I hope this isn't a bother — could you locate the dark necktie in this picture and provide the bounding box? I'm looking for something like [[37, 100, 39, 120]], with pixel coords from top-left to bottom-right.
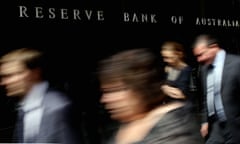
[[207, 65, 215, 117], [15, 109, 24, 143]]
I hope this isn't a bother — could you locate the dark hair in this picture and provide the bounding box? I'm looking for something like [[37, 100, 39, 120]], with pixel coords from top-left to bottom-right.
[[98, 48, 165, 111], [192, 34, 220, 48], [193, 34, 220, 48]]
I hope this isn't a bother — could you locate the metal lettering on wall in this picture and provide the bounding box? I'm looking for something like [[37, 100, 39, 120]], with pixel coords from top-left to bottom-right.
[[17, 5, 240, 28]]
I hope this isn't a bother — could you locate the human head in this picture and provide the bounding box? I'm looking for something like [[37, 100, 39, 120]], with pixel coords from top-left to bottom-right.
[[192, 34, 221, 65], [160, 41, 185, 67], [0, 48, 45, 98], [98, 48, 165, 122]]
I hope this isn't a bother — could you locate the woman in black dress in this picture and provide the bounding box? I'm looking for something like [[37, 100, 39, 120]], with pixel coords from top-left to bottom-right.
[[160, 41, 192, 103]]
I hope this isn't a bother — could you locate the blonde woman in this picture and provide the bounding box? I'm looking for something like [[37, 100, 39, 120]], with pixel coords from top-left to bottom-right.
[[160, 41, 192, 102]]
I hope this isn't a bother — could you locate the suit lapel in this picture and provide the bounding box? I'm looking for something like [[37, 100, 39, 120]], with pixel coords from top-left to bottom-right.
[[201, 65, 208, 96], [221, 54, 231, 92]]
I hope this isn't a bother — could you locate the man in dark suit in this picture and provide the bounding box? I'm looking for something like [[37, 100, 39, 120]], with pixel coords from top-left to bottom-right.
[[192, 34, 240, 143], [0, 48, 79, 143]]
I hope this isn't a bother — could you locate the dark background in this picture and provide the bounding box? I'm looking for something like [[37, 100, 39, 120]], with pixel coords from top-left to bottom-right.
[[1, 0, 240, 143]]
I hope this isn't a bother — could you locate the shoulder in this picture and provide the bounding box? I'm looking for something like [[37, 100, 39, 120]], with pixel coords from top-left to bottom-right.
[[225, 53, 240, 65], [182, 65, 192, 72], [179, 65, 192, 76], [43, 89, 72, 110], [142, 107, 202, 143], [226, 53, 240, 60]]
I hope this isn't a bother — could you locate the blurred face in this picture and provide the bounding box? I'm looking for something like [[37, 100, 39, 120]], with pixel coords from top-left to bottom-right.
[[193, 43, 218, 65], [161, 50, 179, 66], [0, 61, 33, 97], [100, 82, 145, 122]]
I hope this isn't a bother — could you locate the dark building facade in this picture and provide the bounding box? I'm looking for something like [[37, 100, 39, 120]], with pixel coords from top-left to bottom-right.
[[1, 0, 240, 143]]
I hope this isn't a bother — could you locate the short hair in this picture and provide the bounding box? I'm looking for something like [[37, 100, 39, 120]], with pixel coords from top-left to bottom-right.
[[0, 48, 45, 70], [98, 48, 165, 111], [192, 34, 220, 48]]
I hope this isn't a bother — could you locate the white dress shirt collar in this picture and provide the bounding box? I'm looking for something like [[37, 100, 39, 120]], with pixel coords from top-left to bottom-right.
[[20, 81, 49, 112], [212, 49, 226, 67]]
